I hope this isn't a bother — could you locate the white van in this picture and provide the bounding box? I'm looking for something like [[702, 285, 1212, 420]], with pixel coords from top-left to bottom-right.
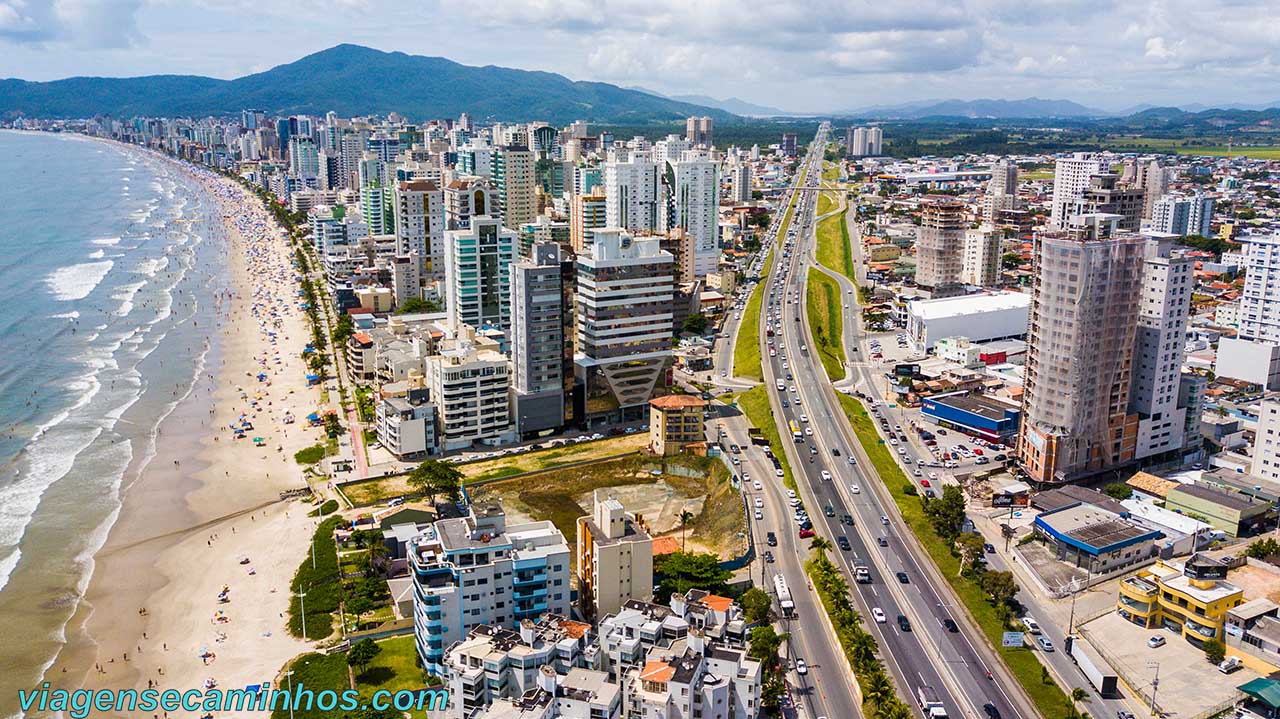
[[1021, 617, 1042, 635]]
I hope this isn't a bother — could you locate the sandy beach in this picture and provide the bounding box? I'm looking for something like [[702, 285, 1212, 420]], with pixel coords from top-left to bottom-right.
[[49, 160, 331, 714]]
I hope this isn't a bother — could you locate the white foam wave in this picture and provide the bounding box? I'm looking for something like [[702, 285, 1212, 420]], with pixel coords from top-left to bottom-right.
[[50, 311, 80, 320], [135, 257, 169, 278], [91, 237, 121, 247], [87, 249, 105, 259], [44, 261, 113, 301]]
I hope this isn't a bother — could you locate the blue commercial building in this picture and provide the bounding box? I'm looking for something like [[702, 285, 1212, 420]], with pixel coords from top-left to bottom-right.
[[1033, 502, 1163, 575], [920, 391, 1021, 442]]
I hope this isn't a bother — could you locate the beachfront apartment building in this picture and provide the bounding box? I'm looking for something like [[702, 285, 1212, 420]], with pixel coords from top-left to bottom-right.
[[375, 388, 436, 459], [444, 215, 516, 333], [574, 229, 675, 426], [423, 325, 516, 451], [410, 504, 571, 675], [494, 146, 537, 228], [576, 491, 654, 622]]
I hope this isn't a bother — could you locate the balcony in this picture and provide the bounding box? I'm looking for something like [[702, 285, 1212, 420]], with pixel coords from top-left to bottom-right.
[[1121, 576, 1158, 598]]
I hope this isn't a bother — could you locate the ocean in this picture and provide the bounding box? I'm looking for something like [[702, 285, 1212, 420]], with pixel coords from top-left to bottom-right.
[[0, 131, 231, 703]]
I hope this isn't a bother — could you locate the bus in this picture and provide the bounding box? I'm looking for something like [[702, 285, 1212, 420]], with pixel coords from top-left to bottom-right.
[[789, 420, 803, 442]]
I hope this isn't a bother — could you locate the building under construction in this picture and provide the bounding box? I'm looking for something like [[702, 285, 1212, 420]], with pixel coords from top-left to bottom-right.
[[1018, 213, 1146, 484]]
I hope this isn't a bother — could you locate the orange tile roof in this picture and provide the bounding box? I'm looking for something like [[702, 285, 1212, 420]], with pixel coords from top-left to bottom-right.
[[650, 395, 707, 410], [555, 618, 592, 640], [700, 594, 734, 613], [651, 536, 680, 556], [641, 660, 675, 683]]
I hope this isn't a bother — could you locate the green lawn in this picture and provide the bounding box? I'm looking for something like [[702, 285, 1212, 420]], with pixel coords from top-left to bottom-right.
[[272, 652, 350, 719], [817, 191, 836, 217], [815, 207, 855, 281], [822, 161, 840, 183], [806, 270, 846, 381], [737, 385, 796, 491], [355, 635, 425, 696], [836, 395, 1075, 719]]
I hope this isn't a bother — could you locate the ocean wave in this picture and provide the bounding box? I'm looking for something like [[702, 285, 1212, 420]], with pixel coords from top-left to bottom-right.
[[91, 237, 122, 247], [50, 311, 79, 320], [134, 257, 169, 278], [87, 249, 105, 259], [110, 281, 146, 317], [44, 261, 113, 302]]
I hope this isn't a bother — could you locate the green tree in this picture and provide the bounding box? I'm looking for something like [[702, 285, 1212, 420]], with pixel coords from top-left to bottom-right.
[[955, 532, 986, 576], [980, 570, 1020, 606], [333, 314, 355, 346], [406, 459, 463, 505], [395, 297, 442, 314], [681, 314, 709, 334], [739, 587, 772, 624], [347, 638, 382, 676], [1203, 637, 1226, 665], [1071, 687, 1090, 704], [924, 485, 967, 541], [346, 595, 374, 623], [1001, 251, 1023, 269], [1103, 482, 1133, 500], [654, 551, 732, 602], [1245, 537, 1280, 558], [863, 669, 895, 709], [809, 536, 832, 556], [748, 624, 786, 663], [679, 510, 695, 551]]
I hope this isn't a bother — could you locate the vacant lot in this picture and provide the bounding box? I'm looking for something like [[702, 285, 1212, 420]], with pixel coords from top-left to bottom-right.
[[340, 434, 647, 505]]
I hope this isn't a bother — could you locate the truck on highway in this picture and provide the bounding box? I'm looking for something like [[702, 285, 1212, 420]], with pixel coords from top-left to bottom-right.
[[915, 686, 948, 719], [789, 420, 803, 443], [853, 561, 872, 584], [1064, 635, 1118, 697], [773, 574, 795, 617]]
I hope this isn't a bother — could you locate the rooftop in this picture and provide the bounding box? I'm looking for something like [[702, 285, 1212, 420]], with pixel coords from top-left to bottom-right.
[[908, 290, 1031, 321], [1126, 471, 1181, 499], [1036, 503, 1162, 553], [1170, 482, 1268, 512], [927, 391, 1020, 421], [649, 394, 708, 410]]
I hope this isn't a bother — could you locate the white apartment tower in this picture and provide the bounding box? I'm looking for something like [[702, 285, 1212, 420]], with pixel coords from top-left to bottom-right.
[[493, 146, 537, 228], [393, 179, 446, 280], [730, 162, 752, 203], [1252, 396, 1280, 483], [672, 155, 721, 277], [1129, 234, 1195, 460], [962, 226, 1002, 287], [1136, 159, 1171, 220], [444, 216, 516, 332], [604, 156, 662, 233], [576, 490, 654, 621], [1049, 153, 1107, 228], [423, 326, 516, 451], [1240, 234, 1280, 345]]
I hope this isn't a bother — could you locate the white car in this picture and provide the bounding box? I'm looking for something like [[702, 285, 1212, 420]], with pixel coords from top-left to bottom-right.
[[753, 480, 763, 491], [929, 472, 938, 480], [755, 510, 763, 520], [775, 469, 785, 478], [804, 427, 814, 436], [820, 470, 832, 481], [754, 497, 764, 508], [795, 659, 808, 675], [872, 608, 887, 623], [849, 484, 861, 494], [800, 414, 809, 423]]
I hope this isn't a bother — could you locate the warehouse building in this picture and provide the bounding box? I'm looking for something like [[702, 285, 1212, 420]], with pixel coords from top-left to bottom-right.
[[920, 391, 1022, 442], [1033, 503, 1162, 576], [907, 291, 1032, 351]]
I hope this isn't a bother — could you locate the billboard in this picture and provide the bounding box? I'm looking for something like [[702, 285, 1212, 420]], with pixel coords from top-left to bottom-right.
[[894, 363, 920, 377], [1002, 631, 1025, 648], [992, 494, 1015, 508]]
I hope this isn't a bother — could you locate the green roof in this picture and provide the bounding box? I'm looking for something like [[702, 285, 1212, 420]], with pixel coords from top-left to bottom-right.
[[1239, 678, 1280, 708]]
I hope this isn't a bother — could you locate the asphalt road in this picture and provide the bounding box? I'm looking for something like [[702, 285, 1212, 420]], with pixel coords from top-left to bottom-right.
[[754, 124, 1034, 719]]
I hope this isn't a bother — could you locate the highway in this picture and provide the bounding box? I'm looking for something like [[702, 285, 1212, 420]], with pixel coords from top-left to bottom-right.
[[755, 123, 1035, 719]]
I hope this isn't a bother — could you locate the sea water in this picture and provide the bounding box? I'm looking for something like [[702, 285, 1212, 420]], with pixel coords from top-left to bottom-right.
[[0, 131, 231, 710]]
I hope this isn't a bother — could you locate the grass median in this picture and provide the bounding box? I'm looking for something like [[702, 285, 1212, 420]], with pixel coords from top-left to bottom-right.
[[816, 206, 855, 281], [737, 385, 795, 492], [817, 191, 835, 216], [806, 269, 846, 382], [836, 394, 1075, 719]]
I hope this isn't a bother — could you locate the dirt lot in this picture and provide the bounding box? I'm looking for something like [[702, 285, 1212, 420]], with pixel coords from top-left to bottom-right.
[[1078, 611, 1260, 716]]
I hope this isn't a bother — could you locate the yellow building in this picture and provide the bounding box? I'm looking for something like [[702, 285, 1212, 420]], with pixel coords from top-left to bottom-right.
[[1117, 554, 1244, 645], [649, 395, 707, 455], [576, 490, 653, 621]]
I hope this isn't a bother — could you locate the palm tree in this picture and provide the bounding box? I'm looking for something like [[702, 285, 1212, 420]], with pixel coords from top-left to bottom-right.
[[679, 510, 695, 551], [863, 670, 894, 708], [809, 536, 832, 556], [1070, 687, 1090, 705]]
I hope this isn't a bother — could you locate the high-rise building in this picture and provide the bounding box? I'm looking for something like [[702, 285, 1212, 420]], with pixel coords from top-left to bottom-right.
[[359, 184, 393, 235], [1071, 174, 1146, 232], [1018, 214, 1146, 484], [1049, 153, 1107, 228], [1252, 396, 1280, 483], [604, 156, 662, 233], [493, 146, 537, 227], [1240, 235, 1280, 345], [685, 116, 713, 147], [653, 135, 692, 166], [444, 215, 516, 332], [571, 187, 608, 252], [393, 179, 446, 280], [845, 126, 882, 158], [575, 229, 675, 425], [1129, 235, 1195, 460], [915, 198, 967, 293], [423, 326, 516, 451], [729, 162, 752, 203], [781, 133, 797, 158], [984, 159, 1021, 221], [1152, 194, 1216, 237], [576, 490, 653, 621], [510, 242, 572, 436], [672, 155, 721, 277], [409, 504, 569, 674], [443, 176, 497, 231], [288, 136, 319, 178], [1136, 160, 1171, 220], [517, 215, 570, 259], [962, 226, 1002, 287]]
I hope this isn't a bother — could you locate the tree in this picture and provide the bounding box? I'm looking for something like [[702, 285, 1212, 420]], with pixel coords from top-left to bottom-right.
[[955, 532, 986, 577], [1245, 537, 1280, 558], [394, 297, 442, 315], [980, 570, 1020, 606], [863, 670, 895, 709], [1071, 687, 1090, 704], [1103, 483, 1133, 500], [681, 314, 709, 335], [809, 536, 833, 556], [406, 459, 463, 505], [739, 587, 772, 624], [924, 485, 967, 541], [748, 624, 786, 664], [346, 595, 374, 622], [332, 314, 354, 346], [347, 638, 382, 676], [679, 510, 695, 551], [1203, 637, 1226, 665], [654, 551, 732, 602], [1001, 251, 1023, 270]]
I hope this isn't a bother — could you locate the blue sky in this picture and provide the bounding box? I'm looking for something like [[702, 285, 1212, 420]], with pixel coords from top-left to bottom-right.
[[2, 0, 1278, 113]]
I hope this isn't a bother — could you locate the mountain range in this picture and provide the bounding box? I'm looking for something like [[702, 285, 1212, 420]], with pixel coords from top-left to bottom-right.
[[839, 97, 1107, 119], [0, 44, 728, 123]]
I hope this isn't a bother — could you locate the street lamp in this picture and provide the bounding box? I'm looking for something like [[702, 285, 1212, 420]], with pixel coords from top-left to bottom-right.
[[295, 592, 308, 640], [284, 670, 296, 719], [1148, 661, 1161, 718]]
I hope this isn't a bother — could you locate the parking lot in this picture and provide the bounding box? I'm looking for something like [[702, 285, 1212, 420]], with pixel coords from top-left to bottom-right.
[[1078, 611, 1259, 717]]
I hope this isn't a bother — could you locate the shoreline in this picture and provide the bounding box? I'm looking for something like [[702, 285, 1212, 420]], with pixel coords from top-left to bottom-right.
[[42, 146, 327, 715]]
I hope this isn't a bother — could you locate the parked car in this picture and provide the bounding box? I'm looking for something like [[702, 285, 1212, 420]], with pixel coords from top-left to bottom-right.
[[1147, 636, 1166, 648]]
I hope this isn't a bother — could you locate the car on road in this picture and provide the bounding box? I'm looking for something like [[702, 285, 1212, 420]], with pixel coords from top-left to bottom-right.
[[848, 456, 857, 465], [881, 515, 890, 525], [1147, 636, 1166, 648], [775, 469, 785, 477], [1116, 712, 1136, 719], [877, 536, 889, 547], [943, 618, 959, 633], [824, 504, 835, 517], [795, 659, 808, 675], [832, 447, 841, 456], [983, 703, 1001, 719], [767, 532, 777, 546], [820, 470, 832, 481], [755, 510, 763, 520], [842, 514, 854, 526], [754, 497, 764, 508], [731, 457, 740, 465], [984, 543, 995, 553], [896, 571, 910, 584], [753, 480, 763, 491], [872, 607, 886, 623], [897, 615, 912, 632], [799, 528, 815, 538], [849, 483, 860, 494], [764, 551, 774, 563], [1036, 636, 1055, 652], [1021, 617, 1042, 634], [920, 479, 930, 487]]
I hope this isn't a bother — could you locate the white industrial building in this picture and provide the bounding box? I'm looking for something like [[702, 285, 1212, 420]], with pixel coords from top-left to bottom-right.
[[908, 291, 1031, 351]]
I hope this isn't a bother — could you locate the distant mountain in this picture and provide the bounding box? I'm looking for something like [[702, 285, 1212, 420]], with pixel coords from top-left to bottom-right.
[[0, 44, 731, 123], [841, 97, 1107, 119], [668, 94, 792, 117]]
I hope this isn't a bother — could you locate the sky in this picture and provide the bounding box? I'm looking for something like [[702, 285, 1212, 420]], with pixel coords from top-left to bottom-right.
[[1, 0, 1279, 113]]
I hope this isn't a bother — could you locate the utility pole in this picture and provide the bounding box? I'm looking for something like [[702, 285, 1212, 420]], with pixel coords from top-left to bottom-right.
[[296, 592, 308, 640], [1148, 661, 1161, 718]]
